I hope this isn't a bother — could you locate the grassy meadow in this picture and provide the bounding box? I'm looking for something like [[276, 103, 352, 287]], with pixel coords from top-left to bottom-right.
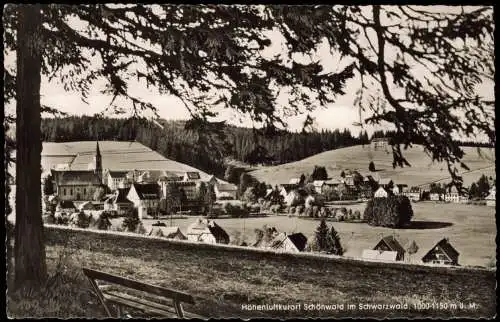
[[249, 145, 495, 187], [124, 201, 496, 267], [7, 225, 495, 319]]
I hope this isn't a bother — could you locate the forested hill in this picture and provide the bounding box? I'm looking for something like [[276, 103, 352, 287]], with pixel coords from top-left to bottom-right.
[[40, 116, 370, 176]]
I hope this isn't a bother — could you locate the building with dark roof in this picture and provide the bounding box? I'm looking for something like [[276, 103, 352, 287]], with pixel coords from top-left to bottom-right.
[[127, 183, 160, 220], [104, 187, 134, 215], [373, 235, 406, 261], [270, 232, 308, 253], [422, 238, 459, 266]]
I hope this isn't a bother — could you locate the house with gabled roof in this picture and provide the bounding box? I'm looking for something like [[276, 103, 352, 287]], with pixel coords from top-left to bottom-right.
[[374, 186, 389, 198], [289, 178, 301, 185], [444, 185, 460, 203], [186, 218, 230, 244], [269, 232, 308, 253], [104, 187, 134, 215], [486, 186, 495, 207], [422, 238, 459, 266], [378, 178, 393, 189], [183, 171, 201, 182], [214, 183, 238, 200], [372, 235, 405, 261], [104, 170, 130, 190], [148, 226, 187, 240], [127, 183, 160, 220]]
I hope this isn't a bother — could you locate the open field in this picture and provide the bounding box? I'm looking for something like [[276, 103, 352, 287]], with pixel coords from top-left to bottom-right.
[[249, 144, 495, 187], [110, 201, 496, 267], [20, 226, 494, 319]]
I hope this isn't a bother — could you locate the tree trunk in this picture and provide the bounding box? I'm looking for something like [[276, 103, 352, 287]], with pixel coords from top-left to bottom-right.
[[15, 5, 47, 289]]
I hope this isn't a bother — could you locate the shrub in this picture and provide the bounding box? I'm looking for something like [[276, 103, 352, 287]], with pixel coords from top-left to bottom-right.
[[135, 222, 147, 235], [364, 195, 414, 228], [96, 212, 112, 230], [74, 211, 90, 228], [312, 206, 319, 218], [225, 204, 249, 218], [122, 208, 140, 232], [305, 207, 313, 217], [353, 210, 361, 220], [43, 213, 55, 224], [296, 205, 305, 216], [369, 161, 376, 172], [270, 204, 281, 214], [289, 206, 296, 214]]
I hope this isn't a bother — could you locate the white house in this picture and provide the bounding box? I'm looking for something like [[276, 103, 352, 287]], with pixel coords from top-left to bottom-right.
[[105, 170, 130, 190], [127, 183, 160, 220], [378, 178, 393, 189], [444, 186, 460, 203], [289, 178, 301, 185], [430, 193, 442, 201], [269, 232, 307, 253], [186, 218, 230, 244], [214, 183, 238, 200], [104, 188, 134, 215], [486, 186, 495, 207], [392, 185, 400, 195], [374, 187, 388, 198], [362, 249, 398, 262], [313, 180, 325, 194]]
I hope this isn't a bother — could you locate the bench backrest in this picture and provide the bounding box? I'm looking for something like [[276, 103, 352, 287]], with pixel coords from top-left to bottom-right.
[[82, 267, 195, 305]]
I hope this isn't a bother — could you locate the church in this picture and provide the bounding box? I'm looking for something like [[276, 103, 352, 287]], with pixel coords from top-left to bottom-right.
[[51, 141, 105, 201]]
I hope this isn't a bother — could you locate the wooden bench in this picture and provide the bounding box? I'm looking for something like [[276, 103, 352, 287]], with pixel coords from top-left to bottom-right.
[[82, 267, 203, 319]]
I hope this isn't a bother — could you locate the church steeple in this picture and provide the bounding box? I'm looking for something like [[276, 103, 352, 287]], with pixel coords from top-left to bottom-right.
[[94, 140, 103, 183]]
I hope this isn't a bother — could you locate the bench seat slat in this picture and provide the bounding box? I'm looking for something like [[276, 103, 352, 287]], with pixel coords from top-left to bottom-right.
[[83, 267, 195, 305], [103, 290, 179, 316], [103, 292, 179, 318]]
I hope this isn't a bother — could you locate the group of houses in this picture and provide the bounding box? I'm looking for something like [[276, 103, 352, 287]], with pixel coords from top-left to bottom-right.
[[275, 171, 422, 205], [276, 169, 496, 207], [362, 235, 460, 266], [47, 141, 238, 219]]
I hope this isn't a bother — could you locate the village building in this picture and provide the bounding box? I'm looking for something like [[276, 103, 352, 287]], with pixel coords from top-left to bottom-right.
[[214, 183, 238, 200], [186, 218, 230, 244], [104, 170, 130, 190], [289, 178, 301, 185], [486, 186, 496, 207], [56, 200, 77, 214], [127, 183, 160, 220], [374, 186, 389, 198], [313, 180, 325, 194], [378, 178, 394, 189], [78, 201, 96, 212], [372, 235, 405, 261], [104, 188, 134, 215], [422, 238, 459, 266], [404, 187, 421, 201], [51, 141, 105, 201], [430, 192, 442, 201], [269, 232, 308, 253], [148, 226, 187, 240], [444, 186, 460, 203], [324, 178, 342, 188], [183, 171, 202, 182], [283, 188, 308, 206], [361, 249, 399, 262], [371, 137, 389, 150]]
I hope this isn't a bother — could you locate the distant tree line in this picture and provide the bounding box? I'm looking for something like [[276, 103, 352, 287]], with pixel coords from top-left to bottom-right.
[[41, 116, 371, 174]]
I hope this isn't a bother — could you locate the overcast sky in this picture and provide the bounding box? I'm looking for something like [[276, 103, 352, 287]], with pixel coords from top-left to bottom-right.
[[4, 5, 494, 138]]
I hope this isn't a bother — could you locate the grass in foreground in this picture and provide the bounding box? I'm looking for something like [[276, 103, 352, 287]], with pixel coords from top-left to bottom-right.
[[7, 232, 496, 319]]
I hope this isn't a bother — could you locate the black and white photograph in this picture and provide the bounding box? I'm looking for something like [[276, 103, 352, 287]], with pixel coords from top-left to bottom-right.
[[4, 4, 496, 319]]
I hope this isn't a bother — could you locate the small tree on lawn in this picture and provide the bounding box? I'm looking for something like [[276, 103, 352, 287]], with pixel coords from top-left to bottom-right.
[[468, 183, 479, 199], [122, 208, 140, 232], [340, 170, 346, 178], [406, 240, 419, 263], [369, 161, 376, 172], [299, 173, 306, 186], [327, 225, 344, 255], [43, 174, 55, 196], [314, 219, 329, 252]]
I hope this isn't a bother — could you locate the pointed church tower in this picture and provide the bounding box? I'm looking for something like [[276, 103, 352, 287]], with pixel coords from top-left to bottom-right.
[[94, 140, 103, 183]]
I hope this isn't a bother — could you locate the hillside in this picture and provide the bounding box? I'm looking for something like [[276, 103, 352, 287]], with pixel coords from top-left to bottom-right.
[[40, 141, 222, 182], [250, 144, 495, 187]]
